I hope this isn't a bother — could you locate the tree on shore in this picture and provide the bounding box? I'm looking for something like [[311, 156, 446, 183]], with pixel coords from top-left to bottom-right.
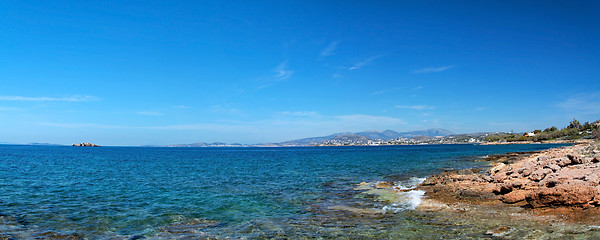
[[487, 118, 599, 142], [593, 128, 600, 140], [568, 118, 582, 129], [582, 121, 593, 131]]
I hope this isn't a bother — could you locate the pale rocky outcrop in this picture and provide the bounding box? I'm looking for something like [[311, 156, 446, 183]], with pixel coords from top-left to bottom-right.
[[419, 141, 600, 209]]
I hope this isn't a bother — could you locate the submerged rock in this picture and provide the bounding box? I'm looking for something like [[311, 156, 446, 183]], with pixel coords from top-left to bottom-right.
[[485, 226, 512, 237], [36, 231, 84, 240], [157, 218, 221, 234], [375, 181, 395, 188]]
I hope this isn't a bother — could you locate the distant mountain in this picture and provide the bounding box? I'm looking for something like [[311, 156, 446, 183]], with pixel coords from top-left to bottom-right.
[[330, 134, 371, 144], [397, 128, 454, 138], [355, 130, 403, 140], [274, 128, 454, 146], [355, 128, 453, 140], [275, 132, 352, 146], [159, 128, 455, 147], [27, 142, 64, 146]]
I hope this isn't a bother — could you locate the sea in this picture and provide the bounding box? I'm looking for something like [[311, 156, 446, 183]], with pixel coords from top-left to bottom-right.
[[2, 143, 598, 239]]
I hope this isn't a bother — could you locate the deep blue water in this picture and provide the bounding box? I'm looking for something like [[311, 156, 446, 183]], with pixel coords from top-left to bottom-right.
[[0, 144, 569, 238]]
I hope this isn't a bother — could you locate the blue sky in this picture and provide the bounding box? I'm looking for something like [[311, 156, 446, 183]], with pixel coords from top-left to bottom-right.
[[1, 1, 599, 145]]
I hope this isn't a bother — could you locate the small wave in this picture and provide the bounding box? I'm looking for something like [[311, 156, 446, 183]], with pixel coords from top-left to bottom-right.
[[381, 189, 425, 214], [392, 177, 426, 190], [405, 177, 426, 188], [380, 177, 426, 214]]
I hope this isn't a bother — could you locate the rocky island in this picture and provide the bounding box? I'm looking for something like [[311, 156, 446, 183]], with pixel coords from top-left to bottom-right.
[[72, 142, 100, 147]]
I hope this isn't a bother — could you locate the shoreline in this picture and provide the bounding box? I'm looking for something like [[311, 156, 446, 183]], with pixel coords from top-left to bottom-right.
[[416, 140, 600, 224], [480, 139, 591, 145]]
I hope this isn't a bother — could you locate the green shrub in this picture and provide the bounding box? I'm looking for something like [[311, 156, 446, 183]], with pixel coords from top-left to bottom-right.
[[593, 128, 600, 140], [568, 119, 582, 129]]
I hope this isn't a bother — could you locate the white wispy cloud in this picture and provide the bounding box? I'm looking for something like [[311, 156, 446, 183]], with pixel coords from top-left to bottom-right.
[[557, 92, 600, 115], [31, 112, 408, 144], [145, 123, 252, 131], [273, 61, 293, 81], [487, 121, 521, 127], [32, 121, 250, 132], [334, 114, 406, 125], [136, 111, 163, 116], [130, 114, 406, 131], [414, 66, 454, 74], [396, 105, 435, 110], [320, 41, 339, 57], [279, 111, 320, 117], [348, 55, 381, 71], [0, 95, 98, 102], [371, 90, 387, 95], [32, 122, 127, 129], [210, 105, 242, 115], [371, 88, 400, 95], [257, 61, 294, 89]]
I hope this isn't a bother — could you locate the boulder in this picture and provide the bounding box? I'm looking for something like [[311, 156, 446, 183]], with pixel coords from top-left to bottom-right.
[[556, 157, 572, 167], [500, 190, 531, 204], [543, 163, 561, 172], [489, 163, 507, 174], [528, 168, 553, 182], [494, 179, 531, 194], [526, 180, 597, 208], [567, 154, 583, 164]]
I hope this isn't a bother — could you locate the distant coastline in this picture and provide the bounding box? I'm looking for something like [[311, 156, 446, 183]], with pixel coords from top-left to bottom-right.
[[160, 120, 600, 147]]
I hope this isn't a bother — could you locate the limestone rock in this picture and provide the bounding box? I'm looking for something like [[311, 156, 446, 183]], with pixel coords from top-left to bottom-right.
[[419, 141, 600, 209], [375, 181, 395, 188], [528, 168, 552, 182], [556, 157, 573, 167], [567, 154, 583, 164], [526, 180, 597, 208], [500, 190, 530, 204]]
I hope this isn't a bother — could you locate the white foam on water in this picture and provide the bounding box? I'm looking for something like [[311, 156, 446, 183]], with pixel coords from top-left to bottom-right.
[[403, 189, 425, 209], [406, 177, 426, 188], [381, 177, 427, 214]]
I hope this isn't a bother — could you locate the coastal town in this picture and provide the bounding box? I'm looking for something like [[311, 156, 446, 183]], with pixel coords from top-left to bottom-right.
[[316, 133, 487, 146]]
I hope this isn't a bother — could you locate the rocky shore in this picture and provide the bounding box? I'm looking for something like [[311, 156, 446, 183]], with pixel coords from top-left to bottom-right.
[[418, 140, 600, 223]]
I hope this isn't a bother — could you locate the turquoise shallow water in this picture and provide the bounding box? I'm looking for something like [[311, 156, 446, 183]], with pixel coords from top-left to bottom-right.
[[0, 144, 574, 238]]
